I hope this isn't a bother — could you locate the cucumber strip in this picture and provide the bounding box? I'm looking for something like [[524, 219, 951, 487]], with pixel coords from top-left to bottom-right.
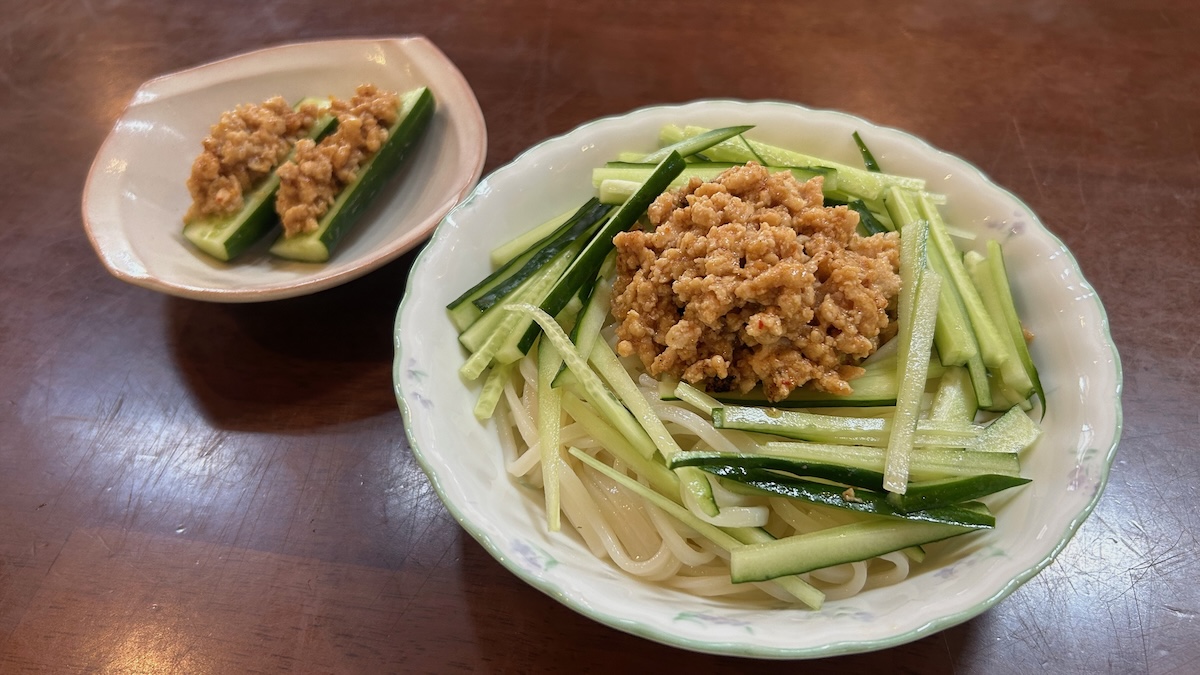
[[673, 381, 723, 416], [459, 244, 578, 354], [460, 308, 525, 380], [692, 464, 997, 529], [737, 134, 769, 165], [551, 253, 615, 389], [985, 240, 1046, 414], [585, 338, 719, 517], [596, 179, 644, 206], [507, 304, 656, 458], [760, 441, 1023, 479], [660, 124, 927, 200], [569, 448, 825, 609], [888, 473, 1030, 514], [892, 190, 991, 405], [492, 255, 589, 366], [712, 406, 981, 448], [270, 86, 435, 262], [460, 248, 585, 380], [972, 405, 1041, 454], [669, 450, 887, 491], [848, 199, 890, 235], [852, 131, 882, 172], [447, 245, 540, 332], [884, 216, 940, 494], [516, 151, 686, 356], [927, 238, 979, 367], [637, 125, 755, 163], [729, 514, 987, 583], [657, 357, 944, 409], [913, 193, 1009, 370], [965, 351, 993, 409], [183, 99, 336, 261], [537, 341, 564, 531], [560, 393, 678, 498], [885, 272, 942, 491], [490, 210, 574, 267], [884, 189, 975, 367], [452, 213, 594, 334], [473, 200, 612, 312], [928, 365, 978, 424], [592, 163, 836, 191], [472, 362, 512, 420], [964, 250, 1035, 399]]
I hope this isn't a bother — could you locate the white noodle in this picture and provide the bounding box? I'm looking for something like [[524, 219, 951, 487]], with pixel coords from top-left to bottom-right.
[[580, 461, 662, 560], [814, 561, 868, 600], [496, 346, 925, 606], [683, 485, 769, 528], [559, 458, 681, 579], [646, 503, 718, 567], [495, 404, 519, 465], [503, 379, 538, 449], [864, 551, 911, 589], [647, 399, 743, 455], [705, 471, 763, 509], [507, 443, 542, 477]]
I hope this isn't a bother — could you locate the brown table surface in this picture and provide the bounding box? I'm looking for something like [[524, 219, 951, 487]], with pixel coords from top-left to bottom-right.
[[2, 1, 1196, 672]]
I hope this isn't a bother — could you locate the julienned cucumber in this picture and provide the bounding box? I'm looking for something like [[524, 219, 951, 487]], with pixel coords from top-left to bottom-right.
[[183, 98, 335, 262], [270, 86, 435, 262], [730, 515, 988, 583]]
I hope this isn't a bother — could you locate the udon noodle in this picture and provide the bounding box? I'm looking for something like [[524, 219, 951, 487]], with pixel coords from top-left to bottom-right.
[[496, 338, 917, 605]]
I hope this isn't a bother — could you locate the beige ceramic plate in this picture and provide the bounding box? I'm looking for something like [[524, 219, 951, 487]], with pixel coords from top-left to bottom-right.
[[83, 36, 486, 302]]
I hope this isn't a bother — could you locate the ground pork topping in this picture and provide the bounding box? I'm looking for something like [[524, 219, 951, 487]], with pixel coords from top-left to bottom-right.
[[611, 163, 901, 402], [184, 96, 321, 222], [274, 84, 400, 237]]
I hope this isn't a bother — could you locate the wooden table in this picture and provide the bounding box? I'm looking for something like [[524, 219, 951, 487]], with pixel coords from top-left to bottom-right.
[[2, 1, 1196, 672]]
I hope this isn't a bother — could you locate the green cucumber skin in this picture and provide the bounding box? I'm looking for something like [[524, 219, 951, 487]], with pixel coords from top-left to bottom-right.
[[669, 451, 887, 492], [730, 518, 983, 583], [271, 87, 436, 262], [183, 181, 279, 261], [697, 464, 996, 529], [890, 473, 1030, 513], [183, 103, 336, 262]]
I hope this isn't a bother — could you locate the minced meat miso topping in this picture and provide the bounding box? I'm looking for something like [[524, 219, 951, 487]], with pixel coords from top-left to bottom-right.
[[184, 97, 322, 222], [611, 163, 901, 402], [274, 84, 400, 237]]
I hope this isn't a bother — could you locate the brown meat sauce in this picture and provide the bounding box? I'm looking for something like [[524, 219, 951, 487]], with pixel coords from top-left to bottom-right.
[[611, 163, 901, 402], [274, 85, 399, 237], [184, 96, 321, 222]]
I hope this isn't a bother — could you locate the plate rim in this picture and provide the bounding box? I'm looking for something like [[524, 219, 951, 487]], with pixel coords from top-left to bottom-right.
[[82, 35, 487, 303], [393, 98, 1124, 658]]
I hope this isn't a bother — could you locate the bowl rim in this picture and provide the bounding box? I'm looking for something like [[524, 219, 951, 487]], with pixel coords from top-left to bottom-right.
[[81, 35, 487, 303], [393, 98, 1123, 658]]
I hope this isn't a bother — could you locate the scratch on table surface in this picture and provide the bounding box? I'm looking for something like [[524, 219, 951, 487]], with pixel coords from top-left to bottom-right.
[[1011, 116, 1048, 202], [384, 536, 457, 631], [1074, 159, 1091, 235], [278, 447, 320, 550]]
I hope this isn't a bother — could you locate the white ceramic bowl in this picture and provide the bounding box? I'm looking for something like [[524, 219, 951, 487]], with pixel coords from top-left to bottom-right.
[[83, 37, 486, 302], [393, 100, 1122, 658]]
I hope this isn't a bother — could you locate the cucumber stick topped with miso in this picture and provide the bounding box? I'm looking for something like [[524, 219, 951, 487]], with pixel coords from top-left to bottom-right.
[[181, 84, 434, 263], [183, 97, 335, 261], [272, 86, 435, 262]]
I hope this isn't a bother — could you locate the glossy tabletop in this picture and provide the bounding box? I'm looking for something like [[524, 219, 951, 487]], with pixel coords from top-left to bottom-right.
[[1, 1, 1196, 672]]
